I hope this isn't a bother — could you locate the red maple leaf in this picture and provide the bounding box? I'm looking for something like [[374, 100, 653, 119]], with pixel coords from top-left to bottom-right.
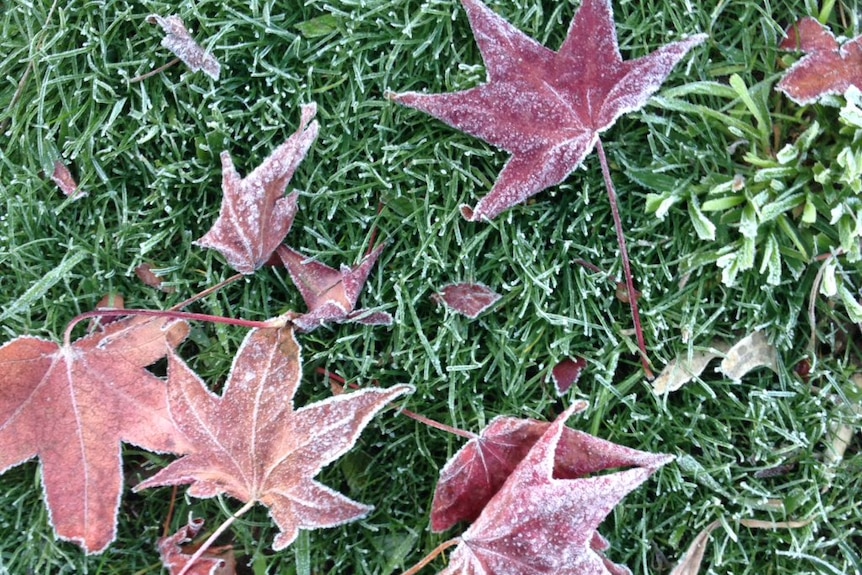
[[0, 316, 190, 553], [276, 244, 393, 332], [195, 104, 318, 274], [777, 17, 862, 105], [389, 0, 706, 221], [435, 402, 673, 574], [135, 326, 412, 550]]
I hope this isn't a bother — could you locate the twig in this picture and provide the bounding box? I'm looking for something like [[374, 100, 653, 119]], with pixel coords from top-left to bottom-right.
[[63, 308, 282, 347], [400, 537, 461, 575], [595, 138, 653, 378], [316, 368, 477, 439], [129, 58, 181, 83]]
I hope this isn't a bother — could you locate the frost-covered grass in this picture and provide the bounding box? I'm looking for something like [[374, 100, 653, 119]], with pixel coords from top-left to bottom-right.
[[1, 0, 861, 573]]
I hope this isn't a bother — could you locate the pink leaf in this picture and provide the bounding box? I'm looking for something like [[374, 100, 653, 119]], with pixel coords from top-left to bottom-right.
[[389, 0, 705, 221], [276, 244, 392, 332], [777, 17, 862, 104], [436, 402, 674, 574], [195, 104, 318, 274], [550, 357, 587, 395], [51, 160, 84, 200], [431, 282, 501, 318]]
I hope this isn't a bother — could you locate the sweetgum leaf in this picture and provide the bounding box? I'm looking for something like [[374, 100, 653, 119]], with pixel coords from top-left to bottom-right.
[[390, 0, 706, 221], [135, 326, 412, 550], [777, 17, 862, 105], [437, 402, 673, 574], [195, 104, 318, 274], [0, 317, 190, 553], [276, 244, 393, 332]]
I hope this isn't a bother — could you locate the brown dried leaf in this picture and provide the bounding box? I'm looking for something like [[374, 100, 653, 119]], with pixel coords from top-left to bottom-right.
[[147, 14, 221, 80], [159, 518, 236, 575], [135, 326, 412, 550], [652, 342, 729, 394], [719, 331, 779, 382], [0, 316, 190, 553], [195, 104, 318, 274], [136, 263, 176, 293]]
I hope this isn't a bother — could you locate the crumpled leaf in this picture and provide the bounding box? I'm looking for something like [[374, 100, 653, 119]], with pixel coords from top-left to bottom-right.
[[147, 14, 221, 80], [719, 331, 779, 382], [652, 332, 779, 393], [0, 316, 190, 553], [431, 282, 501, 318], [550, 357, 587, 395], [159, 518, 236, 575], [777, 17, 862, 105], [276, 244, 393, 332], [651, 342, 730, 394], [389, 0, 706, 221], [196, 104, 318, 274], [437, 402, 674, 574], [135, 326, 412, 550]]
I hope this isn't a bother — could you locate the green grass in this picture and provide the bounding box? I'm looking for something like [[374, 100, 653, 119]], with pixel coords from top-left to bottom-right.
[[1, 0, 861, 573]]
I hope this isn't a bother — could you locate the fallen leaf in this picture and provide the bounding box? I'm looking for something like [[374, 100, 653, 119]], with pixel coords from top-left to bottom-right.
[[276, 244, 393, 332], [668, 520, 721, 575], [159, 517, 236, 575], [670, 517, 812, 575], [437, 402, 674, 574], [389, 0, 706, 221], [147, 14, 221, 80], [196, 104, 318, 274], [651, 342, 729, 394], [135, 326, 413, 550], [550, 357, 587, 395], [777, 17, 862, 105], [719, 331, 779, 382], [431, 282, 501, 318], [0, 316, 190, 553], [136, 263, 176, 293], [51, 159, 84, 200]]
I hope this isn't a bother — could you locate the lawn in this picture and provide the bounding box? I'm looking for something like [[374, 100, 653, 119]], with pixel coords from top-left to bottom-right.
[[1, 0, 860, 573]]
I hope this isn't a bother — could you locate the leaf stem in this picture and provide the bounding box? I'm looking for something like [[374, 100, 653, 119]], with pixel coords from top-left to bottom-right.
[[169, 272, 245, 311], [317, 368, 476, 439], [63, 308, 281, 347], [129, 57, 181, 83], [176, 499, 256, 575], [400, 537, 461, 575], [595, 138, 653, 379]]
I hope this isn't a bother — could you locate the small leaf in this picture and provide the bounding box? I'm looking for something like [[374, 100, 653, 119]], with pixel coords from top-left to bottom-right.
[[431, 282, 501, 319], [550, 357, 587, 395], [158, 518, 236, 575], [195, 104, 318, 274], [147, 14, 221, 80], [719, 331, 779, 382], [295, 14, 339, 38], [777, 18, 862, 105], [51, 160, 84, 200]]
